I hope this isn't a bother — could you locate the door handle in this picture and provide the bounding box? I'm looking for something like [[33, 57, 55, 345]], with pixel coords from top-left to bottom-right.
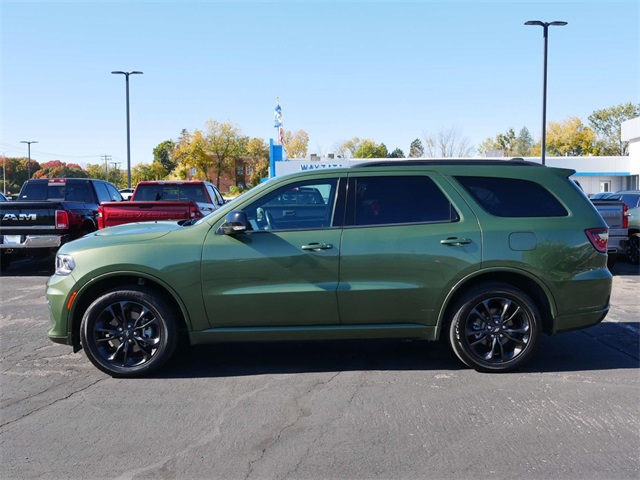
[[440, 237, 472, 246], [301, 243, 334, 251]]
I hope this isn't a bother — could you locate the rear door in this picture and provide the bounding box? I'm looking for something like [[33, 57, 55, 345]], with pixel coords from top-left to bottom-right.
[[337, 172, 482, 326]]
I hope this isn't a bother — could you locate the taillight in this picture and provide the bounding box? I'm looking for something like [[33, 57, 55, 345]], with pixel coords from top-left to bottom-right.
[[585, 228, 608, 253], [97, 206, 104, 229], [55, 210, 69, 229], [622, 204, 629, 229]]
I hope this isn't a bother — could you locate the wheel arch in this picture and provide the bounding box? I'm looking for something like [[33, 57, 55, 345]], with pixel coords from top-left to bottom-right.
[[69, 273, 190, 352], [437, 269, 556, 338]]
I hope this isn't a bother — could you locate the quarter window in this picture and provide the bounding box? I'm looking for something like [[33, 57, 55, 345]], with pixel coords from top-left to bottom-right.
[[456, 176, 568, 217], [347, 176, 459, 226]]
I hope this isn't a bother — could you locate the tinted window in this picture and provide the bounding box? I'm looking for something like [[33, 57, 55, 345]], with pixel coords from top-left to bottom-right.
[[135, 184, 209, 203], [20, 181, 93, 202], [106, 183, 123, 201], [619, 194, 640, 209], [456, 176, 567, 217], [95, 182, 111, 203], [347, 176, 459, 226]]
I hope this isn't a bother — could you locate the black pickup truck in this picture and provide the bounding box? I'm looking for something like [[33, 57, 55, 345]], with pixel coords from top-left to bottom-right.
[[0, 178, 122, 271]]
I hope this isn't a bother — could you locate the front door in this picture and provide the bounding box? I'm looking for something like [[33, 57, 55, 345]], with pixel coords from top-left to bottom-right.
[[201, 177, 344, 328]]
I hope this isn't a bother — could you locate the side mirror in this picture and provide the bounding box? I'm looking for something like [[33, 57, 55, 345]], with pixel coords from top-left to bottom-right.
[[220, 210, 250, 235]]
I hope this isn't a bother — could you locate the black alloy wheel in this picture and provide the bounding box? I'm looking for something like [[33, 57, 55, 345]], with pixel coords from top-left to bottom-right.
[[80, 288, 178, 377], [449, 283, 541, 372]]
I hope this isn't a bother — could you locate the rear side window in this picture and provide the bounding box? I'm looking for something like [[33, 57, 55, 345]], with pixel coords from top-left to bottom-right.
[[347, 176, 459, 226], [456, 176, 567, 217]]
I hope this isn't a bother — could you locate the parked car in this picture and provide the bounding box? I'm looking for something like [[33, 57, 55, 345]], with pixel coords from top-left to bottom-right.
[[99, 181, 225, 229], [0, 178, 122, 271], [119, 188, 135, 201], [607, 190, 640, 265], [0, 192, 8, 201], [46, 160, 612, 377]]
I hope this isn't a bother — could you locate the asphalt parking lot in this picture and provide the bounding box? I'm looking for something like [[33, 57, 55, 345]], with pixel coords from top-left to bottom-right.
[[0, 256, 638, 480]]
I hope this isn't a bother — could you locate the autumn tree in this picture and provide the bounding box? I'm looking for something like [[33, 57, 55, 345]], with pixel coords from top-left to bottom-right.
[[408, 139, 424, 157], [244, 137, 269, 186], [32, 160, 87, 179], [424, 126, 473, 157], [1, 157, 39, 193], [353, 140, 388, 158], [588, 102, 640, 155], [173, 129, 211, 181], [335, 138, 363, 159], [283, 130, 309, 158], [205, 120, 246, 189], [541, 117, 598, 157]]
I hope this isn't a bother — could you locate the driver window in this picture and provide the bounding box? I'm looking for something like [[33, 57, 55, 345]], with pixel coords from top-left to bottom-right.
[[244, 179, 338, 231]]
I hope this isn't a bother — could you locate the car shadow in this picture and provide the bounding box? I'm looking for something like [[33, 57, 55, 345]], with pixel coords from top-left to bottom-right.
[[156, 322, 639, 379], [0, 256, 55, 277], [610, 260, 639, 276]]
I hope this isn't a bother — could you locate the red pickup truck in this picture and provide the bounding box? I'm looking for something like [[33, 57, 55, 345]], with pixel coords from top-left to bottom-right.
[[98, 181, 225, 229]]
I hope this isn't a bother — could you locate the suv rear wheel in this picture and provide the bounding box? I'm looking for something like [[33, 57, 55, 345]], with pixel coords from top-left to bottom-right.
[[448, 283, 541, 372]]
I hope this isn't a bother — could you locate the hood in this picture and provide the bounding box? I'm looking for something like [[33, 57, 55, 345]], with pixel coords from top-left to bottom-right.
[[58, 222, 180, 254], [93, 221, 180, 239]]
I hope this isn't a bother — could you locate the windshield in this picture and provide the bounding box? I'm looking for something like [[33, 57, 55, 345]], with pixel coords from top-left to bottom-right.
[[134, 184, 210, 202]]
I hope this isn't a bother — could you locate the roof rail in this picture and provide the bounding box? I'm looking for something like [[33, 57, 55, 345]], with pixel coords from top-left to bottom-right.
[[351, 159, 542, 168]]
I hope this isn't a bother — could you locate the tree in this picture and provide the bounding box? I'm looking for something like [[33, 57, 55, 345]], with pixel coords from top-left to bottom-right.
[[424, 126, 474, 157], [283, 130, 309, 158], [387, 148, 405, 158], [244, 137, 270, 186], [153, 140, 177, 172], [335, 138, 363, 159], [408, 139, 424, 158], [514, 127, 534, 157], [174, 129, 211, 181], [543, 117, 598, 157], [204, 120, 246, 189], [32, 160, 87, 179], [588, 102, 640, 155], [353, 140, 388, 158]]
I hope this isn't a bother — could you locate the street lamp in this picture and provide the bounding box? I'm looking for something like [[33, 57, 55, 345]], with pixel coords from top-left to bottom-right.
[[111, 70, 143, 188], [20, 140, 38, 178], [525, 20, 567, 166]]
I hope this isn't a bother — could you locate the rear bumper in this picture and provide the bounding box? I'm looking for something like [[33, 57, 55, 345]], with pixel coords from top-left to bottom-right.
[[0, 234, 66, 249], [553, 305, 610, 334], [607, 235, 629, 253]]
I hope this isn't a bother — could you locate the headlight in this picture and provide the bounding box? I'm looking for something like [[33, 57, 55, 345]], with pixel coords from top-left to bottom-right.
[[55, 254, 76, 275]]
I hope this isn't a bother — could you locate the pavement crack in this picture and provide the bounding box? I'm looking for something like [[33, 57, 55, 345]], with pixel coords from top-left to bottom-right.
[[244, 371, 342, 480], [0, 377, 105, 429]]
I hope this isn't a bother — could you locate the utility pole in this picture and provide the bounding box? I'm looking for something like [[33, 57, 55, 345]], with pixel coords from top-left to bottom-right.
[[101, 155, 112, 179]]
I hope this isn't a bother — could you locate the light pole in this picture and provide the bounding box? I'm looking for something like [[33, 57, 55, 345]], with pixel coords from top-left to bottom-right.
[[20, 140, 38, 178], [111, 70, 143, 188], [525, 20, 567, 166]]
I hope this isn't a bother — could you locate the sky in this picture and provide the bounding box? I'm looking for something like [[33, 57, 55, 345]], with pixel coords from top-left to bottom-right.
[[1, 0, 639, 170]]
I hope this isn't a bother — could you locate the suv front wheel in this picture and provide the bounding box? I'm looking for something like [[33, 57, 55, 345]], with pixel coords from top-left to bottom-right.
[[448, 283, 541, 372]]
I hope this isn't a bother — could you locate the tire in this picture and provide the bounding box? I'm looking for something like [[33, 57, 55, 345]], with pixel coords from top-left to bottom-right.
[[448, 283, 541, 373], [627, 233, 640, 265], [80, 288, 178, 378]]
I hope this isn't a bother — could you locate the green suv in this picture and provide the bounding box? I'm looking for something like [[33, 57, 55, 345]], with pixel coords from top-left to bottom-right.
[[46, 160, 612, 377]]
